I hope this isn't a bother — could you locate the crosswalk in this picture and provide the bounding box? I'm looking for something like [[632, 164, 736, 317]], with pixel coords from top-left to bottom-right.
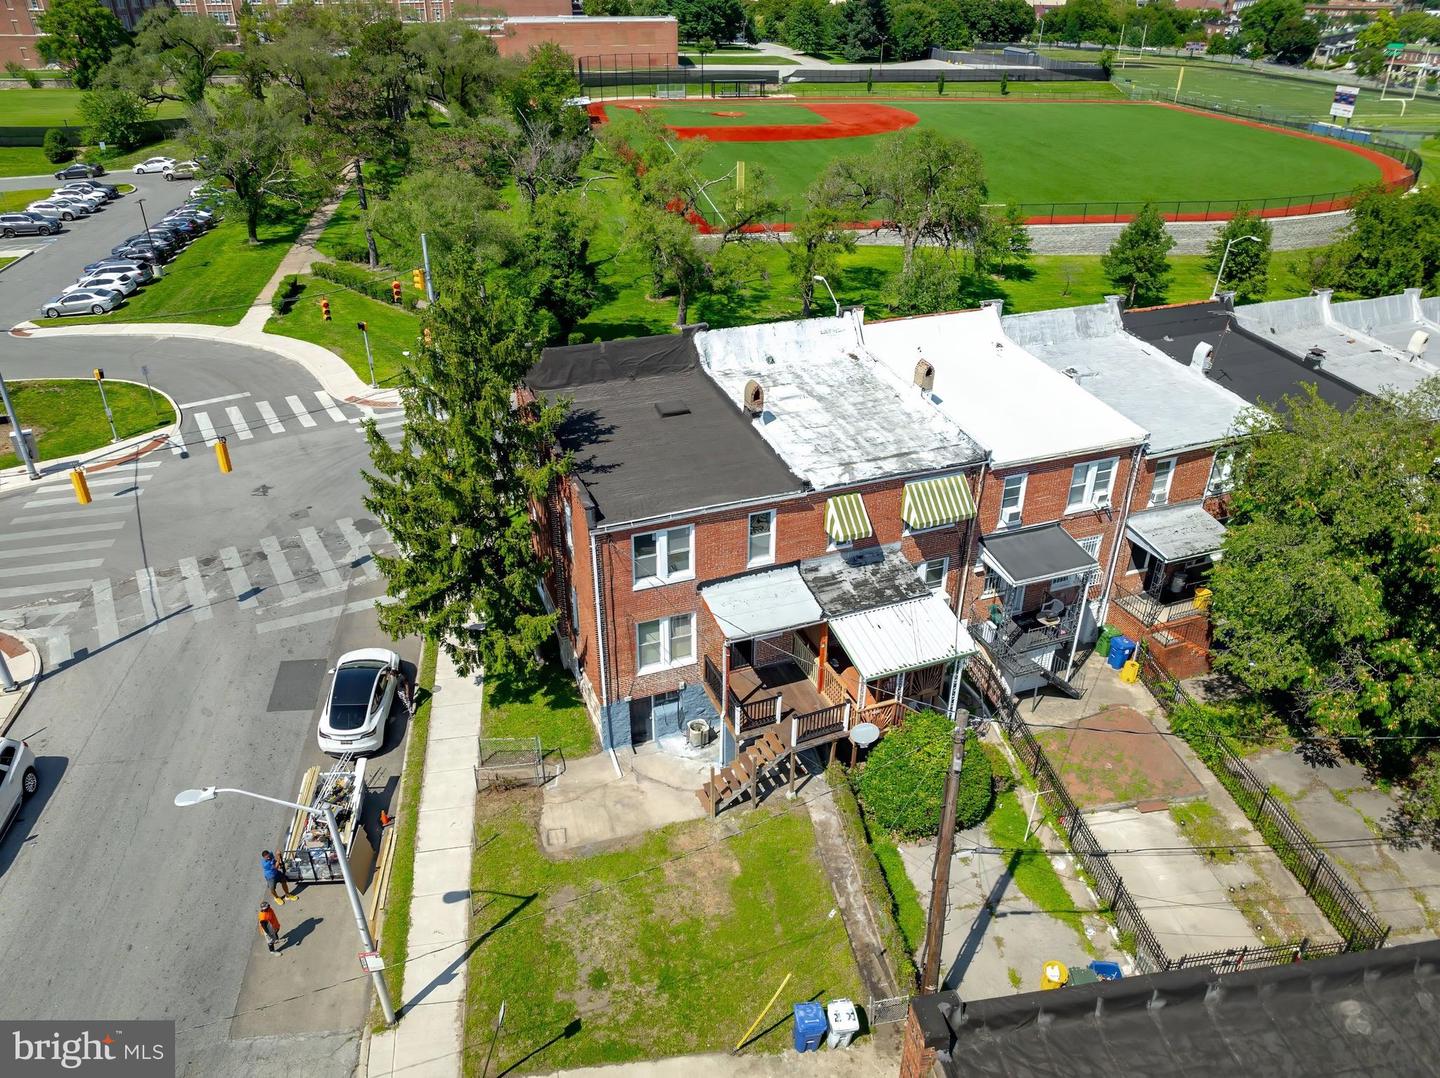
[[173, 390, 362, 454], [361, 405, 406, 450]]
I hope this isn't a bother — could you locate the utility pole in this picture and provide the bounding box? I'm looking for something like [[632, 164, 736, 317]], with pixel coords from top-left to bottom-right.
[[921, 714, 968, 993], [420, 232, 436, 304]]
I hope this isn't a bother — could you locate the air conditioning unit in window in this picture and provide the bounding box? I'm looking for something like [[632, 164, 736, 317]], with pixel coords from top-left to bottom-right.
[[999, 507, 1022, 527], [1093, 492, 1111, 510]]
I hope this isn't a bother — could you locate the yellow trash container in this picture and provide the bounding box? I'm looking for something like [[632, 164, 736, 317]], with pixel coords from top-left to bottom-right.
[[1194, 587, 1213, 611], [1120, 658, 1141, 684], [1040, 961, 1070, 991]]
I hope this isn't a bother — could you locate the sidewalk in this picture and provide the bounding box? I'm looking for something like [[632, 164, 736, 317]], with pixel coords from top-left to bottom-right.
[[537, 1032, 903, 1077], [366, 641, 483, 1078], [0, 631, 41, 737]]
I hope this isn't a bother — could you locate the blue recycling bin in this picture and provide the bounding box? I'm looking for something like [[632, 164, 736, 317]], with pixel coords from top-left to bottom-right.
[[793, 1002, 826, 1053], [1089, 960, 1124, 981], [1107, 635, 1136, 670]]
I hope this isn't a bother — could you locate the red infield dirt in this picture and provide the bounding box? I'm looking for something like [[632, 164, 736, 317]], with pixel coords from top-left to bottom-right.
[[589, 101, 919, 141]]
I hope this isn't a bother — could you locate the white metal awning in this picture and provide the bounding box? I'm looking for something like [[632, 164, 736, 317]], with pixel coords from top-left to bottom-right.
[[699, 565, 824, 641], [827, 592, 977, 681], [1127, 503, 1227, 563]]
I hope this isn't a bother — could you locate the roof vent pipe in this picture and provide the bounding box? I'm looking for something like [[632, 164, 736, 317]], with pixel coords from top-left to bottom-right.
[[742, 379, 765, 416], [914, 356, 935, 394], [1190, 342, 1214, 373]]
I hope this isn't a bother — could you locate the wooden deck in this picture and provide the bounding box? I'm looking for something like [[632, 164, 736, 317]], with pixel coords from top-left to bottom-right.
[[728, 659, 829, 720]]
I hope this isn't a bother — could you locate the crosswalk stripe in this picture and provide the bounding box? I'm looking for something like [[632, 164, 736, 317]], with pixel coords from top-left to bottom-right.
[[336, 517, 380, 581], [255, 400, 285, 434], [259, 536, 301, 600], [67, 474, 151, 490], [92, 579, 119, 645], [286, 396, 317, 428], [178, 391, 251, 409], [31, 461, 161, 489], [178, 556, 213, 622], [135, 567, 166, 633], [0, 541, 113, 558], [23, 494, 140, 509], [193, 410, 219, 446], [1, 523, 125, 541], [3, 559, 105, 576], [8, 506, 132, 523], [314, 390, 346, 423], [254, 595, 393, 635], [0, 580, 93, 598], [219, 546, 258, 610], [225, 405, 254, 441], [298, 527, 344, 588], [0, 602, 81, 623], [32, 627, 72, 667], [170, 436, 186, 456]]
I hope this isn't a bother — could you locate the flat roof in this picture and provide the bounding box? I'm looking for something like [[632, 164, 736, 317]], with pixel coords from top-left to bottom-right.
[[861, 305, 1147, 468], [798, 544, 931, 618], [529, 332, 801, 528], [1235, 294, 1435, 397], [1004, 298, 1253, 456], [693, 313, 986, 490], [699, 565, 822, 641], [1123, 300, 1365, 413], [1127, 501, 1226, 562]]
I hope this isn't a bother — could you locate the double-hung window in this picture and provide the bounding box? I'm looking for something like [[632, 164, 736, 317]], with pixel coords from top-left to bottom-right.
[[636, 614, 695, 673], [919, 556, 949, 593], [562, 500, 574, 555], [1066, 458, 1117, 513], [1207, 450, 1236, 494], [632, 525, 692, 588], [747, 510, 775, 567], [998, 474, 1026, 528], [568, 586, 580, 634], [1148, 458, 1175, 507]]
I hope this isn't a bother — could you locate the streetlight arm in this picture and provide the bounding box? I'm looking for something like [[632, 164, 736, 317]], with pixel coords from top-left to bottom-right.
[[215, 787, 314, 814]]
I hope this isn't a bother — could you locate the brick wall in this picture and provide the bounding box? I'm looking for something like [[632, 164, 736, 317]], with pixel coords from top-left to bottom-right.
[[495, 16, 679, 63], [899, 1002, 940, 1078]]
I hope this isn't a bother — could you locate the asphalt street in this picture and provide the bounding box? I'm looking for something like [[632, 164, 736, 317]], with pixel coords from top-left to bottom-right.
[[0, 196, 413, 1076]]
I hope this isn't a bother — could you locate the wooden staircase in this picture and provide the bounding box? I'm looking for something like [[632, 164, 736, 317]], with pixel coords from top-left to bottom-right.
[[696, 729, 789, 817]]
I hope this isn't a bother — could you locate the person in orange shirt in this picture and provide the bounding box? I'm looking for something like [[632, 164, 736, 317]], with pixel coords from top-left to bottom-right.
[[258, 901, 284, 954]]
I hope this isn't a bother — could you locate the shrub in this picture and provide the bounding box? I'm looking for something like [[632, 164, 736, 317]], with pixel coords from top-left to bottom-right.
[[42, 128, 73, 164], [1000, 72, 1009, 95], [271, 274, 301, 316], [857, 710, 992, 838], [6, 61, 41, 88], [325, 239, 372, 265], [311, 260, 412, 308], [79, 88, 148, 151], [937, 72, 946, 95]]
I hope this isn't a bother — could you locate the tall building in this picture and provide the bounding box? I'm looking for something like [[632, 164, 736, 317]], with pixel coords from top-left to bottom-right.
[[1, 0, 166, 69]]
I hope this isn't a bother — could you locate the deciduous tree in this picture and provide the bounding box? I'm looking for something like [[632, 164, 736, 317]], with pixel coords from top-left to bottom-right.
[[1101, 202, 1174, 305], [362, 269, 569, 680], [36, 0, 129, 89], [130, 9, 231, 104], [785, 201, 856, 317], [782, 0, 831, 54], [1204, 207, 1272, 302], [185, 94, 303, 243], [78, 87, 149, 150], [518, 193, 599, 342]]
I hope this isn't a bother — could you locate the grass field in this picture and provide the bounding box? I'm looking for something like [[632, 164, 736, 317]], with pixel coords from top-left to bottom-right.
[[482, 659, 599, 761], [0, 256, 16, 272], [0, 378, 175, 469], [607, 99, 1384, 219], [1112, 56, 1440, 133], [0, 88, 186, 126], [265, 274, 419, 385], [0, 188, 49, 213], [0, 146, 58, 178]]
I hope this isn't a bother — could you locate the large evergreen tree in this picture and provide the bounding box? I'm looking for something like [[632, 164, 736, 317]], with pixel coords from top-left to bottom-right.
[[362, 267, 568, 680]]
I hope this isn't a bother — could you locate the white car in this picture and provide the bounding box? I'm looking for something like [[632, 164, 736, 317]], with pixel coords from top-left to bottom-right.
[[54, 188, 104, 209], [133, 156, 177, 174], [27, 199, 89, 221], [0, 737, 39, 841], [316, 649, 403, 755], [64, 273, 137, 296]]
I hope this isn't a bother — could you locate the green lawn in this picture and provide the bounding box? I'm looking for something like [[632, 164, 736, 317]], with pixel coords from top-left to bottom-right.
[[103, 138, 189, 169], [1114, 56, 1440, 133], [463, 796, 862, 1075], [680, 54, 798, 66], [871, 836, 926, 955], [314, 188, 367, 260], [482, 659, 598, 760], [264, 275, 420, 386], [0, 146, 58, 178], [0, 378, 175, 469], [67, 205, 310, 327], [0, 188, 49, 213], [985, 788, 1093, 950], [0, 256, 17, 272], [0, 134, 186, 179], [0, 88, 186, 126], [612, 100, 1385, 220]]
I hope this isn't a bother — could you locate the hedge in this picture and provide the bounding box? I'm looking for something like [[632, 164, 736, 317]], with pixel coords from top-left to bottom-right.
[[310, 259, 415, 309], [857, 710, 992, 839]]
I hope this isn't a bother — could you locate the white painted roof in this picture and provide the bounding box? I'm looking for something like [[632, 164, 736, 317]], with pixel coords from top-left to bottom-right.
[[827, 591, 976, 681], [694, 313, 986, 489], [1004, 298, 1253, 456], [699, 565, 823, 641], [860, 305, 1147, 468]]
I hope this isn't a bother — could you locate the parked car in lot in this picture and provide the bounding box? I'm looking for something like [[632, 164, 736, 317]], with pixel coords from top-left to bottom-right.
[[65, 272, 138, 296], [133, 156, 177, 175], [41, 289, 120, 317], [84, 257, 155, 283], [110, 244, 164, 265], [54, 188, 105, 210], [27, 199, 89, 221], [143, 222, 189, 243], [54, 161, 105, 180], [163, 160, 199, 181], [58, 180, 120, 200], [158, 216, 202, 237], [122, 233, 176, 257], [0, 212, 56, 237], [0, 738, 39, 842], [316, 649, 403, 755]]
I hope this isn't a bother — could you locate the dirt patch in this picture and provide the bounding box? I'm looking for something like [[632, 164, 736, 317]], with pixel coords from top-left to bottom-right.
[[710, 110, 745, 117], [661, 824, 739, 920], [1035, 706, 1204, 809], [590, 100, 919, 143]]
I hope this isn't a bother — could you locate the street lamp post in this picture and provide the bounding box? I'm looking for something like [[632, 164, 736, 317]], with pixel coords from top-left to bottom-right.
[[174, 785, 398, 1026], [137, 198, 160, 279], [358, 322, 377, 388], [0, 366, 40, 481], [813, 274, 840, 318], [1211, 234, 1262, 299]]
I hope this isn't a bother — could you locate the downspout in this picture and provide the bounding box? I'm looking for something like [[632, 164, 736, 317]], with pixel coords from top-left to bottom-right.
[[589, 529, 612, 749]]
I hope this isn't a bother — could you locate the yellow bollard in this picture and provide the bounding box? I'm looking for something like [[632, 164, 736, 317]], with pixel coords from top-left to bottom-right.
[[70, 468, 92, 505], [215, 436, 232, 474]]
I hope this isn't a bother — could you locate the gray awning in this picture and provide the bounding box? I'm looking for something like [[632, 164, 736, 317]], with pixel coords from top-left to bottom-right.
[[699, 565, 823, 641], [1126, 503, 1226, 563], [829, 593, 977, 681], [981, 524, 1097, 588], [799, 545, 931, 618]]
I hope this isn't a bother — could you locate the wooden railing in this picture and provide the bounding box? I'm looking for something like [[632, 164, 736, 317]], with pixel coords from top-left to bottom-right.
[[732, 692, 781, 735], [859, 699, 903, 732], [703, 655, 725, 709], [792, 702, 850, 746]]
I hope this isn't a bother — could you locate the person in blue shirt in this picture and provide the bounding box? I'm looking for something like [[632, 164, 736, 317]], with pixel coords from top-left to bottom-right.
[[261, 850, 297, 902]]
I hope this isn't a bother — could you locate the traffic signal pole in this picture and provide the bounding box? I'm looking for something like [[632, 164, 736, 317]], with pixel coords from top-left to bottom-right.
[[420, 232, 435, 303], [0, 366, 39, 481]]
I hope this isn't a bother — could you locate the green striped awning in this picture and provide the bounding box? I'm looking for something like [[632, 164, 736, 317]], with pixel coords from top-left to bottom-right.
[[824, 493, 873, 544], [902, 475, 976, 531]]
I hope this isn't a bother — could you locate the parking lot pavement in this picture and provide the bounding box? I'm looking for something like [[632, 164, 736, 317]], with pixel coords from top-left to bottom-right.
[[0, 171, 196, 328]]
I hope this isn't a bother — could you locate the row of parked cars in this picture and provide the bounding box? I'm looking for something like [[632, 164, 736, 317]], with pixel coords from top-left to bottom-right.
[[0, 172, 122, 240], [39, 185, 222, 319]]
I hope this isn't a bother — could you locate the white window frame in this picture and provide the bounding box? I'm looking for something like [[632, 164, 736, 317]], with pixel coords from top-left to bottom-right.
[[568, 585, 580, 635], [632, 525, 693, 589], [1066, 457, 1118, 514], [635, 613, 695, 674], [998, 473, 1027, 529], [919, 556, 949, 593], [1127, 544, 1153, 577], [1207, 450, 1236, 494], [1148, 457, 1176, 507], [746, 509, 775, 568], [562, 499, 574, 555], [1053, 535, 1103, 592]]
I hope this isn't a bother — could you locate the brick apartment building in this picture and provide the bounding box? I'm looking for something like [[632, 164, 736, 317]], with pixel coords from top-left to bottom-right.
[[1, 0, 163, 69], [527, 317, 987, 768], [494, 15, 677, 63]]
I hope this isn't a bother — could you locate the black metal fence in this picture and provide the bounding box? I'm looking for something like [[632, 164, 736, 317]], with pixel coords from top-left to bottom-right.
[[1136, 649, 1390, 952]]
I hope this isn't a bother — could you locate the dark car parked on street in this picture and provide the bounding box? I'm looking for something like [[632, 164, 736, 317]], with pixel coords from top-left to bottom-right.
[[53, 162, 105, 180]]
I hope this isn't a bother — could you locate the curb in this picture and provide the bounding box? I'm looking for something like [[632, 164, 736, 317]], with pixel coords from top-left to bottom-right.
[[0, 632, 43, 739], [0, 249, 36, 275]]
